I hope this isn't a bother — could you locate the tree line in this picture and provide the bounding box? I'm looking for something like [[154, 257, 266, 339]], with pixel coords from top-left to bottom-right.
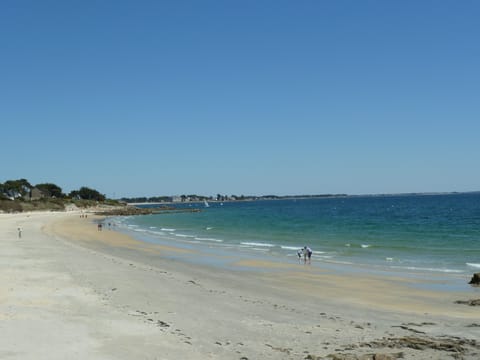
[[0, 178, 106, 201]]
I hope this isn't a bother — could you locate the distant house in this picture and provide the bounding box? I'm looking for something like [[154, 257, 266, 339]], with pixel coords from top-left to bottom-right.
[[26, 187, 46, 201], [5, 191, 21, 200]]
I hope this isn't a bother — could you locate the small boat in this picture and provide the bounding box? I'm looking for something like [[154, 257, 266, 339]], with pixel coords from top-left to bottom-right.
[[204, 200, 210, 208]]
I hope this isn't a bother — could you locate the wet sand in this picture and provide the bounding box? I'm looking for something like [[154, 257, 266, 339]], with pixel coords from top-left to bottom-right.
[[1, 211, 479, 359]]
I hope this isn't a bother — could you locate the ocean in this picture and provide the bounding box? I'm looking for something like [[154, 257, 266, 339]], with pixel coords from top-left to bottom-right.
[[111, 193, 480, 278]]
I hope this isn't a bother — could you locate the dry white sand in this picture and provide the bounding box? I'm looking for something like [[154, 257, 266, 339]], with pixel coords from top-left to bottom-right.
[[1, 211, 479, 359]]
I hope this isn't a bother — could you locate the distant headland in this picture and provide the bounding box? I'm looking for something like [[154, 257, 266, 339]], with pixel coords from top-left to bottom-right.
[[2, 177, 478, 213], [120, 190, 480, 205]]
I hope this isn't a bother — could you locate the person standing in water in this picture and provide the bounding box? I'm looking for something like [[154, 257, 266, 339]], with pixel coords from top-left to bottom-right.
[[303, 246, 312, 264], [297, 249, 303, 263]]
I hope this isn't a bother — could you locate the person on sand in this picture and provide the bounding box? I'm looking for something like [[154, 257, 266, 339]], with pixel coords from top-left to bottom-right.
[[17, 227, 22, 238], [303, 246, 312, 264]]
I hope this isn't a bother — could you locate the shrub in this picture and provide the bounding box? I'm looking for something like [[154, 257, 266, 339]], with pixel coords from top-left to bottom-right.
[[0, 200, 23, 213]]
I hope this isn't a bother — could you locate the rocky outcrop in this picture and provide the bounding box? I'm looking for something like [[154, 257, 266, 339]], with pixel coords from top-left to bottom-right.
[[95, 206, 159, 216], [455, 299, 480, 306], [312, 335, 480, 360], [95, 206, 201, 216], [468, 272, 480, 285], [358, 335, 477, 353], [309, 353, 403, 360]]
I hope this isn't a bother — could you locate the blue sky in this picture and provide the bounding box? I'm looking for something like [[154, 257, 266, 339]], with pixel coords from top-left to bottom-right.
[[1, 1, 479, 197]]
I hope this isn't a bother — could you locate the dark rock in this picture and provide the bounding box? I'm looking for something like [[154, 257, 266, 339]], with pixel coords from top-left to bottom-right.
[[95, 205, 201, 216], [469, 273, 480, 285], [455, 299, 480, 306], [358, 335, 478, 354], [318, 353, 402, 360], [305, 355, 323, 360]]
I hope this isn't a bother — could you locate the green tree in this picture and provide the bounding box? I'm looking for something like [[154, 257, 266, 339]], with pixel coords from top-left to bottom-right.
[[0, 183, 7, 200], [69, 187, 105, 201], [35, 183, 65, 198], [3, 179, 32, 198]]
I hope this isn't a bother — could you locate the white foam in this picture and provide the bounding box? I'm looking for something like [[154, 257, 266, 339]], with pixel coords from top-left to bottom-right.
[[311, 253, 328, 258], [175, 233, 195, 238], [281, 246, 301, 251], [195, 237, 223, 243], [206, 227, 213, 230], [361, 244, 371, 248], [240, 242, 274, 248], [466, 263, 480, 269], [161, 228, 176, 232], [391, 266, 464, 274]]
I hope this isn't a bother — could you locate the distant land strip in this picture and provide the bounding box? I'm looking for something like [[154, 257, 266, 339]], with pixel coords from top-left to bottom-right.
[[121, 191, 480, 205]]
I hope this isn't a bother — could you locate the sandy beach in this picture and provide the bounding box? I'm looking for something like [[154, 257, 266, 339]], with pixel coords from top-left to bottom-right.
[[1, 211, 479, 359]]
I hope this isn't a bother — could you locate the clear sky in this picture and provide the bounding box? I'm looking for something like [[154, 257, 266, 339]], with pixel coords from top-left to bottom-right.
[[1, 1, 479, 198]]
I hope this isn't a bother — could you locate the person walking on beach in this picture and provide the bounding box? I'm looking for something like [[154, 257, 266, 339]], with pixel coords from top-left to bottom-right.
[[17, 227, 22, 238], [303, 246, 312, 264]]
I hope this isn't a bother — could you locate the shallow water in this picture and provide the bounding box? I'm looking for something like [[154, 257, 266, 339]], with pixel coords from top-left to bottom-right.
[[112, 193, 480, 286]]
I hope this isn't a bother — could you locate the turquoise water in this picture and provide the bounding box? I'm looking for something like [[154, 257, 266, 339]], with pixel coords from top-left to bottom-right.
[[113, 193, 480, 275]]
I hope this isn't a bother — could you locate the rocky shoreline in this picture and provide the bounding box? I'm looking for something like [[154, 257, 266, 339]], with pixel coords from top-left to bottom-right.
[[94, 205, 201, 216]]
